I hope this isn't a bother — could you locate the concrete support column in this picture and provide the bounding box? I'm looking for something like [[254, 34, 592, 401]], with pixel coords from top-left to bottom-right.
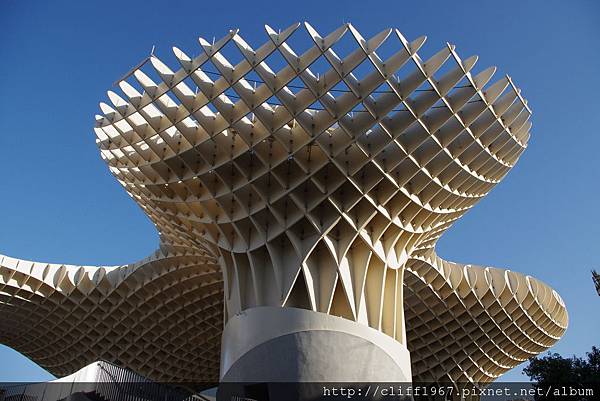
[[220, 306, 412, 383]]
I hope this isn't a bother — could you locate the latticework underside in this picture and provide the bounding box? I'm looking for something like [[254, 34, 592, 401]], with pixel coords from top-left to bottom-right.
[[0, 22, 567, 385], [0, 247, 222, 382]]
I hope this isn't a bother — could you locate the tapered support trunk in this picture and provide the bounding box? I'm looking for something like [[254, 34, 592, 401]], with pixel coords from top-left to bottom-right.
[[220, 306, 412, 382]]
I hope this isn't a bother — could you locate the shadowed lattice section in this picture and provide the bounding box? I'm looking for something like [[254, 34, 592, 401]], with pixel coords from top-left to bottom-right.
[[0, 22, 566, 386], [0, 248, 222, 382], [405, 250, 567, 384]]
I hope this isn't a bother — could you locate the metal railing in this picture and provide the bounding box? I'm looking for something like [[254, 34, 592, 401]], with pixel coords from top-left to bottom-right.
[[0, 361, 195, 401]]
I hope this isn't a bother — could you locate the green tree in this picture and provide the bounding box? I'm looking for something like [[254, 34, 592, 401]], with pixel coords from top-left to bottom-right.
[[523, 347, 600, 400]]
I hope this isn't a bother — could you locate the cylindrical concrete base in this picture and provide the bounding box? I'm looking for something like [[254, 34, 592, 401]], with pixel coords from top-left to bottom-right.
[[220, 306, 412, 382]]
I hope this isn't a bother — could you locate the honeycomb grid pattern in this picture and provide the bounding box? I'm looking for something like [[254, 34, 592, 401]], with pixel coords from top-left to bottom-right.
[[404, 250, 567, 384], [0, 22, 566, 386], [0, 246, 223, 382]]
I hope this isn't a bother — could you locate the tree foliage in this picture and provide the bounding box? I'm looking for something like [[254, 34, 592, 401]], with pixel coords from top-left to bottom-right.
[[523, 346, 600, 400]]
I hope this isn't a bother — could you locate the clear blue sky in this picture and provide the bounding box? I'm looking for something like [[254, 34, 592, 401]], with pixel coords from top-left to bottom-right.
[[1, 0, 598, 383]]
